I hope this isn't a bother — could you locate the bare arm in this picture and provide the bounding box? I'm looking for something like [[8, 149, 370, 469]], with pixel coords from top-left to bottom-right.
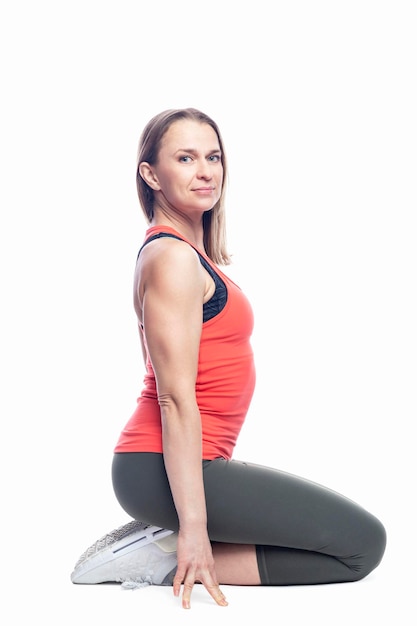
[[137, 239, 227, 609]]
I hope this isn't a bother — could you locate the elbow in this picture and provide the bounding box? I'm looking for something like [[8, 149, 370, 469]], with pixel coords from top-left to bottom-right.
[[157, 392, 179, 412], [157, 392, 201, 432]]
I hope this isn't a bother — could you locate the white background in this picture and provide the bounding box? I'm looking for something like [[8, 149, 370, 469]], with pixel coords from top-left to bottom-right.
[[1, 1, 416, 623]]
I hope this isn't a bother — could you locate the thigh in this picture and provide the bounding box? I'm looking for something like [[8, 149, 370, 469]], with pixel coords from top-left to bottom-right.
[[112, 453, 385, 564], [203, 458, 384, 559]]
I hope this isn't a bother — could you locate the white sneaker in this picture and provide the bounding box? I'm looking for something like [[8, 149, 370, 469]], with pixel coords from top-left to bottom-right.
[[71, 520, 177, 586]]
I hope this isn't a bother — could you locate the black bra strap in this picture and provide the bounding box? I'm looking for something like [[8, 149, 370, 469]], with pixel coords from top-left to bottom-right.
[[137, 232, 227, 322]]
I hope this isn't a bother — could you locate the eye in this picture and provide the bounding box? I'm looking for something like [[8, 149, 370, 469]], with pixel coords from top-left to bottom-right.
[[179, 155, 192, 163], [208, 154, 221, 162]]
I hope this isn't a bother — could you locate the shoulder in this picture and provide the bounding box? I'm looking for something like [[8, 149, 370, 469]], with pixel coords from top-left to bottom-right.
[[139, 235, 201, 276], [134, 236, 205, 310]]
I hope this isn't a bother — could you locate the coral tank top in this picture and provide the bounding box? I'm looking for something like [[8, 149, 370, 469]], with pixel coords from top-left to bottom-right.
[[114, 226, 256, 460]]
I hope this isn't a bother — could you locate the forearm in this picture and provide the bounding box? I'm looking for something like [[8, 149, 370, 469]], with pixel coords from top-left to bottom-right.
[[161, 400, 208, 530]]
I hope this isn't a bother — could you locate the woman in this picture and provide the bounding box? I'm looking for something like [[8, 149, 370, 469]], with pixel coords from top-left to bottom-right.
[[71, 108, 386, 609]]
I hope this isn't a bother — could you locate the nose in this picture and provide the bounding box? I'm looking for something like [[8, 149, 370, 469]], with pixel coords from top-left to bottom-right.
[[196, 158, 212, 179]]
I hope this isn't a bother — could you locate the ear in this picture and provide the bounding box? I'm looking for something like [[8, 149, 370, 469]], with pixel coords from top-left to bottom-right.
[[139, 162, 161, 191]]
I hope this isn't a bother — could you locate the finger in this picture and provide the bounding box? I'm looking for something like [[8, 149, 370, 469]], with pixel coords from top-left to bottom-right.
[[206, 583, 228, 607], [181, 580, 194, 610], [172, 570, 184, 598]]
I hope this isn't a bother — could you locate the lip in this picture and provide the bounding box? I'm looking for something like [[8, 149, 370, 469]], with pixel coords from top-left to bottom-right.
[[192, 186, 215, 192]]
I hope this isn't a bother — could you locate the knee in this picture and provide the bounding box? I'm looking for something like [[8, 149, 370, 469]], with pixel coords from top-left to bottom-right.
[[353, 514, 387, 581]]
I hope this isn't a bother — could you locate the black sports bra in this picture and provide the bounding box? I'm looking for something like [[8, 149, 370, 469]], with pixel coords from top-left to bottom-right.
[[137, 232, 227, 322]]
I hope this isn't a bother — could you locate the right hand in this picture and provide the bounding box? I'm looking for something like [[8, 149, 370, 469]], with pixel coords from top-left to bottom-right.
[[172, 528, 228, 609]]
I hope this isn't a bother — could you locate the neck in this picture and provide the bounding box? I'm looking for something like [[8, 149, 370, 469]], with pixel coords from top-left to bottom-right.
[[150, 212, 205, 252]]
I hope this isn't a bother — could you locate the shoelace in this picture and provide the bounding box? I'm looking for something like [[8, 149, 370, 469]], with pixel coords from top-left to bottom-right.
[[73, 520, 150, 569]]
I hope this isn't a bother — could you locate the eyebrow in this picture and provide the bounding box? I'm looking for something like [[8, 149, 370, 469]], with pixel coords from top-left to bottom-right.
[[174, 148, 221, 155]]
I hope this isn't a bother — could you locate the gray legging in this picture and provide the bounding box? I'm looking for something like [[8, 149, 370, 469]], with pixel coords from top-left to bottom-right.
[[112, 452, 386, 585]]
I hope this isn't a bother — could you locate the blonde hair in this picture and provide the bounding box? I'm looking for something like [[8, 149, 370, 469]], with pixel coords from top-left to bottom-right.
[[136, 108, 231, 265]]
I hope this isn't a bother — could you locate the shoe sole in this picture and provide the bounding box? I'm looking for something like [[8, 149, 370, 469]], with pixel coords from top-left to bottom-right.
[[71, 521, 174, 584]]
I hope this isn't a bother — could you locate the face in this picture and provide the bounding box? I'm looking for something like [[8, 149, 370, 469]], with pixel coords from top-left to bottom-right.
[[142, 119, 223, 217]]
